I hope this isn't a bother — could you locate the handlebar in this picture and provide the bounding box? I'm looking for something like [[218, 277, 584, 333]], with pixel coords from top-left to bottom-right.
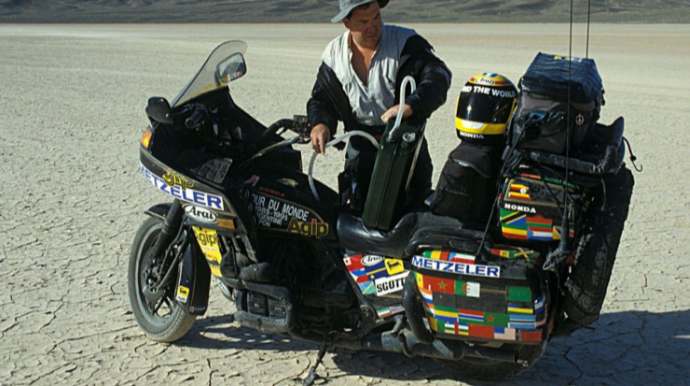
[[185, 108, 207, 129], [263, 118, 297, 138], [262, 115, 311, 141]]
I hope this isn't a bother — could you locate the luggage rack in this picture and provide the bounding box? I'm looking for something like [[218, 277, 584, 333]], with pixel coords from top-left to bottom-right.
[[521, 117, 626, 177]]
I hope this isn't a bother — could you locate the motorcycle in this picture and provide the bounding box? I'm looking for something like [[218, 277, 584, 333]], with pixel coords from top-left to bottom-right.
[[128, 40, 635, 382]]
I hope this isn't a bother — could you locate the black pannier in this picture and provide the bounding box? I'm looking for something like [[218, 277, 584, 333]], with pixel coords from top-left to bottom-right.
[[563, 166, 635, 327], [511, 52, 604, 154], [430, 143, 502, 224]]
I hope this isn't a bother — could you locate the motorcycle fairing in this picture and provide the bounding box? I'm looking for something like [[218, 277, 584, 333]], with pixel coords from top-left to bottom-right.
[[139, 150, 244, 234], [191, 226, 223, 277], [239, 161, 339, 241], [182, 203, 236, 231]]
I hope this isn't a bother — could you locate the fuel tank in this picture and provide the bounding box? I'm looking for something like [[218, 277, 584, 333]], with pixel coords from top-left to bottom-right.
[[237, 161, 340, 242]]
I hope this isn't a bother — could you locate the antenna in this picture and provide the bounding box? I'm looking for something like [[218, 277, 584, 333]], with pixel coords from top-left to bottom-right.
[[544, 0, 590, 270], [586, 0, 592, 57], [562, 0, 574, 255]]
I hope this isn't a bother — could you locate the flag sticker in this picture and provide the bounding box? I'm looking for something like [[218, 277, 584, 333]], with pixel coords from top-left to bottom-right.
[[425, 276, 455, 294], [494, 327, 516, 341], [460, 282, 481, 298], [508, 286, 532, 302], [449, 252, 475, 264], [534, 294, 546, 314], [358, 281, 375, 295], [519, 330, 543, 342], [484, 312, 509, 327], [508, 303, 533, 314], [458, 309, 484, 322], [469, 324, 495, 339]]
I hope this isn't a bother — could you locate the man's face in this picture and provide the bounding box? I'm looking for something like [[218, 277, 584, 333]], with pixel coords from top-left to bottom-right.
[[343, 2, 382, 49]]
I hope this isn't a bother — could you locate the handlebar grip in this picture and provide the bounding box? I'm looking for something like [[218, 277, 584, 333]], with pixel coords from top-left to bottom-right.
[[185, 109, 205, 129], [262, 118, 295, 138]]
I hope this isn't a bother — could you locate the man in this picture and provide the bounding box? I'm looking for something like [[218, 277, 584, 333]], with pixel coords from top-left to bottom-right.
[[307, 0, 451, 213]]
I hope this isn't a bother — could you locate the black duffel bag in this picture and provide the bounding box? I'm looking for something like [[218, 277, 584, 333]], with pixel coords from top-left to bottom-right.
[[511, 52, 605, 154]]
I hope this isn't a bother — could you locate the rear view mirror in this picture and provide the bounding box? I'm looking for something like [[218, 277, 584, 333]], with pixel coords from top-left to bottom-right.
[[216, 53, 247, 85], [146, 97, 173, 124]]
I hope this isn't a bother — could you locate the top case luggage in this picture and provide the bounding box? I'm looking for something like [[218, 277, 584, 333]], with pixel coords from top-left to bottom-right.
[[511, 53, 604, 154], [520, 52, 603, 104]]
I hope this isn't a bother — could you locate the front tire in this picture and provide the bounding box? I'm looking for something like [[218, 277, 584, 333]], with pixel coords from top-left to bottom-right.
[[128, 216, 196, 343]]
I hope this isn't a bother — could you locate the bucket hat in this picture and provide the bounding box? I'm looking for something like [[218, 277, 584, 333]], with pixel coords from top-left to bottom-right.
[[331, 0, 389, 23]]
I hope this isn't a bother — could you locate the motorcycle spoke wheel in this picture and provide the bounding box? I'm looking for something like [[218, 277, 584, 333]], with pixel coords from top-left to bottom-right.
[[150, 296, 172, 316], [128, 217, 196, 343]]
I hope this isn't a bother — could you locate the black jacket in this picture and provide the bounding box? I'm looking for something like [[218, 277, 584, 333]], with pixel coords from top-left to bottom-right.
[[307, 34, 452, 137]]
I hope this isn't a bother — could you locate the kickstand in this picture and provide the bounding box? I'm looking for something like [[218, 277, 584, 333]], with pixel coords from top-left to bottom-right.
[[304, 340, 330, 386]]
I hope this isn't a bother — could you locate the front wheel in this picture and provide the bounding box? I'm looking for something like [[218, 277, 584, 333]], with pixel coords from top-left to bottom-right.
[[128, 216, 196, 343]]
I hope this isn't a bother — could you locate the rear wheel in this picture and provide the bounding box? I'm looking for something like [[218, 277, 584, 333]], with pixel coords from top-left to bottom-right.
[[436, 344, 543, 381], [128, 217, 196, 343], [564, 165, 634, 326]]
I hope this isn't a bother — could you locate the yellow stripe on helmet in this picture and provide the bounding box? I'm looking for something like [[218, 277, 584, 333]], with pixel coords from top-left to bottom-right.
[[455, 118, 507, 135]]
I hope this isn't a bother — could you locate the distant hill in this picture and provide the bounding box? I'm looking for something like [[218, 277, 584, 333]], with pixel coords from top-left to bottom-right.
[[1, 0, 689, 23]]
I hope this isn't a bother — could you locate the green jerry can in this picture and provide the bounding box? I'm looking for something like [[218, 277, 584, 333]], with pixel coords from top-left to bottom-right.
[[361, 119, 426, 231]]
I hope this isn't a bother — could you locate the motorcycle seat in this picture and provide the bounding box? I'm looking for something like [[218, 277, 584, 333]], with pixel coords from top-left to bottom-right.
[[337, 211, 422, 258], [404, 212, 488, 257], [337, 211, 489, 259]]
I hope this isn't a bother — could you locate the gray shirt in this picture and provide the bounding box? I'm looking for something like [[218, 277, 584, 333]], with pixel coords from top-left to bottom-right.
[[322, 24, 416, 127]]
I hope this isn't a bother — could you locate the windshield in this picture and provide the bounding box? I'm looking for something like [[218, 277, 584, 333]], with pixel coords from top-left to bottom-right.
[[172, 40, 248, 107]]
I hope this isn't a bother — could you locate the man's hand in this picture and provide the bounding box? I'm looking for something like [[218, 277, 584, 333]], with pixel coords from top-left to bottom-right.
[[381, 104, 413, 123], [310, 123, 331, 154]]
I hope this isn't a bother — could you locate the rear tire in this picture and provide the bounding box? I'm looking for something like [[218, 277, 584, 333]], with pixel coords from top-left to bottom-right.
[[128, 217, 196, 343], [564, 166, 634, 326], [436, 344, 543, 381]]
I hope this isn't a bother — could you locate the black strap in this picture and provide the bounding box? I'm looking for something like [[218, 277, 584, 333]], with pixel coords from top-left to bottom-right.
[[622, 136, 643, 172]]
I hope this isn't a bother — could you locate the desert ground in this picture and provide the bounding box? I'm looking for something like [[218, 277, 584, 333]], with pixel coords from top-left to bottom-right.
[[0, 23, 688, 385]]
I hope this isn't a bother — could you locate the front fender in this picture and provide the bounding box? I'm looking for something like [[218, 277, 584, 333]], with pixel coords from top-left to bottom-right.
[[176, 238, 211, 315], [145, 203, 173, 221], [144, 202, 211, 315]]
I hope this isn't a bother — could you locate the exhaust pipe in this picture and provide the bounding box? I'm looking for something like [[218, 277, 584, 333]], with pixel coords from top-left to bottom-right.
[[402, 274, 434, 344], [332, 329, 516, 363]]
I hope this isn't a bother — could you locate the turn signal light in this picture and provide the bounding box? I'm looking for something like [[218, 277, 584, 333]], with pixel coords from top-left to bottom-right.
[[140, 128, 153, 149]]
